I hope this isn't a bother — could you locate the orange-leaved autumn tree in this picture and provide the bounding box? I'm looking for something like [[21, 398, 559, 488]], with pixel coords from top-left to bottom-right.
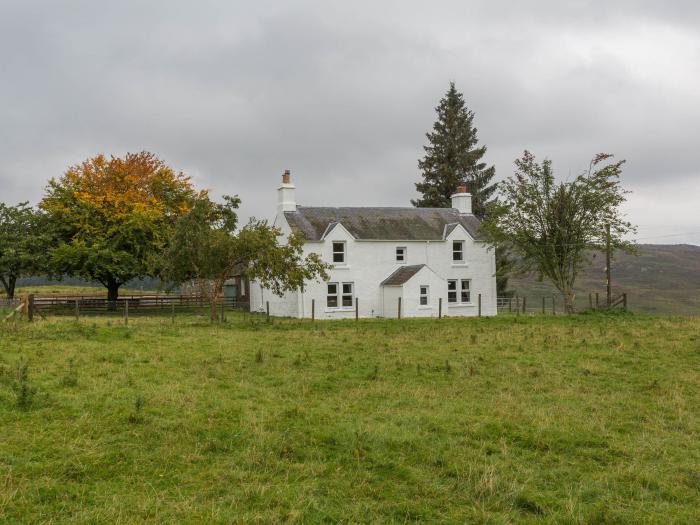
[[41, 151, 198, 303]]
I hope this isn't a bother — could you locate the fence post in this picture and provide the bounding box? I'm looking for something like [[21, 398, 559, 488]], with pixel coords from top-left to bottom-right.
[[552, 295, 556, 315], [398, 297, 402, 320], [171, 302, 175, 324], [27, 294, 34, 322], [509, 297, 512, 313], [522, 297, 527, 314], [220, 297, 225, 322], [75, 298, 80, 321], [515, 295, 520, 316], [589, 293, 593, 310], [124, 299, 129, 326], [438, 297, 442, 319], [623, 293, 627, 312], [595, 292, 599, 309], [542, 297, 545, 315], [478, 293, 482, 317], [355, 297, 359, 321], [266, 301, 270, 322], [311, 299, 315, 321]]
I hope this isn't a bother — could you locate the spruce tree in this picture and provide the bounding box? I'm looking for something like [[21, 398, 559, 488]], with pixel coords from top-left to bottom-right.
[[412, 82, 497, 218], [413, 82, 512, 296]]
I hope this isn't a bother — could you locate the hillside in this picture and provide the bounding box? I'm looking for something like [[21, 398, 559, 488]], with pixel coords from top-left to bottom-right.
[[510, 244, 700, 315]]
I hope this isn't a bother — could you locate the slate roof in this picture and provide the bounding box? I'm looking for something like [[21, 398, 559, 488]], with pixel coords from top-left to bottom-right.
[[284, 207, 485, 241], [380, 264, 426, 286]]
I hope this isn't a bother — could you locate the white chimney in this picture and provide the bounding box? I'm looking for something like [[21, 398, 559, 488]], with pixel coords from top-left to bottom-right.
[[451, 185, 472, 214], [277, 170, 296, 212]]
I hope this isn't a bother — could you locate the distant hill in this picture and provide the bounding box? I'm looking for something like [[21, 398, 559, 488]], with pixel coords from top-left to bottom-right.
[[509, 244, 700, 315]]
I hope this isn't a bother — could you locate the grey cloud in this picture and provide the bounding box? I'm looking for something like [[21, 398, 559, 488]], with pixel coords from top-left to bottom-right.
[[1, 0, 699, 244]]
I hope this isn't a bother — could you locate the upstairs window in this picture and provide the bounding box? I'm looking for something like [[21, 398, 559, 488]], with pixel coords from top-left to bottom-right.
[[332, 242, 346, 263], [396, 246, 406, 263], [452, 241, 464, 262], [420, 285, 429, 306]]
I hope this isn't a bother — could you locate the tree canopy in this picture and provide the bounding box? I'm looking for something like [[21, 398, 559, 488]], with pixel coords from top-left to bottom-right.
[[0, 202, 48, 299], [482, 151, 636, 312], [413, 82, 497, 217], [40, 152, 197, 302], [159, 194, 329, 321]]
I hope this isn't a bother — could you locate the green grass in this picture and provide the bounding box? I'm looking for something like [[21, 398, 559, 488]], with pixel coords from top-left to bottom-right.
[[1, 313, 698, 523]]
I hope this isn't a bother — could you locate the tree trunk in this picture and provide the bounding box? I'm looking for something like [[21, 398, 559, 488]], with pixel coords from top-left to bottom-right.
[[564, 290, 576, 314], [107, 280, 120, 311], [209, 278, 226, 322], [1, 275, 16, 299]]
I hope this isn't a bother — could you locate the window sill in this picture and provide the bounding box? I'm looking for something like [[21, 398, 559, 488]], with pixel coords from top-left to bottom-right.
[[324, 308, 355, 313], [418, 306, 433, 310], [447, 303, 474, 308], [451, 262, 468, 267], [332, 264, 350, 270]]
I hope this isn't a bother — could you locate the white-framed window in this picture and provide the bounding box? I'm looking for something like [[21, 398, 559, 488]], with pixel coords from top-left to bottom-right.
[[332, 242, 346, 263], [461, 279, 471, 303], [419, 285, 429, 306], [447, 280, 457, 303], [342, 283, 354, 307], [396, 246, 406, 263], [447, 279, 471, 304], [327, 282, 354, 308], [452, 241, 464, 262], [327, 283, 339, 307]]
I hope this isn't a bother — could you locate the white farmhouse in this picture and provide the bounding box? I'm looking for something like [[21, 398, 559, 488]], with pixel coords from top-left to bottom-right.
[[248, 171, 497, 318]]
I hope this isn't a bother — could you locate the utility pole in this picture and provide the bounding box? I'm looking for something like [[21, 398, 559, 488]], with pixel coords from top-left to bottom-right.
[[605, 223, 612, 307]]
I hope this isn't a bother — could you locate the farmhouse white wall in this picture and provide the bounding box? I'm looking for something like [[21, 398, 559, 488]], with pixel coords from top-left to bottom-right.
[[248, 175, 498, 319]]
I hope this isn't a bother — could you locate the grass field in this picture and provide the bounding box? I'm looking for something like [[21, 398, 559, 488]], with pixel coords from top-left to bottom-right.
[[1, 313, 698, 523]]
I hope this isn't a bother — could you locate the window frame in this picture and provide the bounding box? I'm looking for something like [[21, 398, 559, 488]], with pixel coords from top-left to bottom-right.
[[332, 241, 346, 264], [460, 279, 471, 303], [342, 282, 354, 307], [447, 279, 457, 303], [419, 285, 429, 306], [326, 282, 339, 307], [396, 246, 406, 263], [327, 281, 354, 309], [452, 240, 464, 262]]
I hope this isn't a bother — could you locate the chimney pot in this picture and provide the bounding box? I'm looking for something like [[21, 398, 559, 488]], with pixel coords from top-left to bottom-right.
[[282, 170, 291, 184], [456, 185, 467, 194]]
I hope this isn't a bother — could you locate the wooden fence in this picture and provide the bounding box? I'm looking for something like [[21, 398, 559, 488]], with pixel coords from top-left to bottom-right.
[[30, 294, 249, 317]]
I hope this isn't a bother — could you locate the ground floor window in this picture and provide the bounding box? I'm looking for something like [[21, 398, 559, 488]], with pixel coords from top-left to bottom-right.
[[342, 283, 354, 307], [420, 285, 429, 306], [448, 279, 471, 304], [447, 280, 457, 303], [327, 282, 354, 308], [461, 279, 471, 303]]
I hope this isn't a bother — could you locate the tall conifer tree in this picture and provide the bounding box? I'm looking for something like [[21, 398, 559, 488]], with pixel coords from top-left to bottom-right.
[[412, 82, 497, 218], [413, 82, 511, 295]]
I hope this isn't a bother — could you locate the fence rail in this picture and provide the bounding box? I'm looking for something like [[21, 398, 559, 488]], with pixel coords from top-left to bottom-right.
[[30, 294, 249, 316]]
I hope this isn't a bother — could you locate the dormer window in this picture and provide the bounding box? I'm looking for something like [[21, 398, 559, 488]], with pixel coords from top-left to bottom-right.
[[452, 241, 464, 262], [332, 242, 346, 263], [396, 246, 406, 263]]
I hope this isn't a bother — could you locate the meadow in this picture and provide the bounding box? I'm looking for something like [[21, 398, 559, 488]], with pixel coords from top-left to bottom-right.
[[0, 312, 698, 523]]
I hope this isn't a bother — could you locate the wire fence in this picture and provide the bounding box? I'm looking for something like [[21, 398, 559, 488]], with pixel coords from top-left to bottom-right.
[[497, 292, 628, 315]]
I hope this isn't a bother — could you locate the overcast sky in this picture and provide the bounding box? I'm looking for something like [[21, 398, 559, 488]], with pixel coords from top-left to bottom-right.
[[1, 0, 699, 244]]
